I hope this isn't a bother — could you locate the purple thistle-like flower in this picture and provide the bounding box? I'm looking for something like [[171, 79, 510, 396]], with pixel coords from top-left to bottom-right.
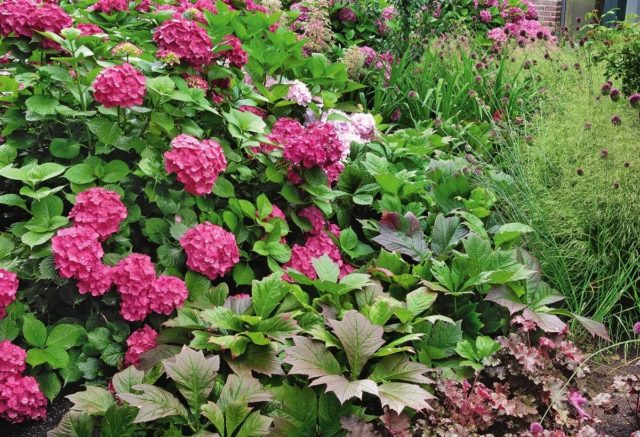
[[634, 322, 640, 334], [611, 115, 622, 126], [530, 422, 544, 435], [629, 93, 640, 109], [601, 83, 612, 95], [610, 88, 621, 101]]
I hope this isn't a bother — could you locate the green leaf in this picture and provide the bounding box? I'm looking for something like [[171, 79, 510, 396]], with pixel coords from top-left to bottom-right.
[[233, 263, 255, 286], [406, 287, 437, 317], [117, 384, 189, 423], [431, 215, 468, 257], [251, 274, 289, 319], [48, 411, 94, 437], [493, 223, 533, 247], [27, 346, 69, 368], [377, 382, 435, 414], [371, 212, 429, 261], [36, 371, 62, 401], [67, 386, 115, 415], [163, 347, 220, 413], [23, 314, 47, 347], [370, 355, 432, 384], [26, 95, 59, 115], [0, 194, 27, 211], [0, 316, 19, 341], [65, 164, 96, 184], [236, 411, 273, 437], [32, 195, 64, 220], [201, 402, 225, 435], [112, 366, 145, 394], [312, 255, 340, 283], [102, 160, 130, 183], [87, 117, 122, 145], [312, 375, 378, 404], [21, 231, 54, 247], [46, 324, 86, 349], [50, 138, 81, 159], [212, 176, 235, 198], [100, 405, 138, 437]]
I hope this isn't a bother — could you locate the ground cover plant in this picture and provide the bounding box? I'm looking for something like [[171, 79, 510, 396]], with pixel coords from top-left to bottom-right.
[[0, 0, 629, 435]]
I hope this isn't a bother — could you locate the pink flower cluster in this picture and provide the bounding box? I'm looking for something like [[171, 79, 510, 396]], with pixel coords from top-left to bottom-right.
[[0, 269, 18, 319], [93, 63, 146, 108], [76, 22, 103, 36], [0, 341, 46, 423], [153, 18, 213, 67], [269, 118, 347, 183], [287, 80, 312, 106], [164, 134, 227, 196], [0, 0, 71, 48], [179, 222, 240, 280], [213, 35, 248, 68], [124, 325, 158, 366], [484, 0, 553, 48], [90, 0, 128, 13], [69, 188, 128, 240], [113, 254, 188, 321], [174, 0, 217, 21], [284, 207, 352, 281]]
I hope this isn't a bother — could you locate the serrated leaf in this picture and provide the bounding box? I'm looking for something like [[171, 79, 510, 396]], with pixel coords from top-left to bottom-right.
[[236, 411, 273, 437], [251, 274, 289, 319], [117, 384, 189, 423], [112, 366, 145, 394], [377, 382, 435, 414], [284, 336, 341, 379], [226, 344, 284, 377], [430, 215, 468, 256], [485, 286, 527, 315], [26, 95, 58, 115], [371, 212, 429, 261], [328, 310, 384, 377], [47, 411, 94, 437], [370, 355, 433, 384], [67, 386, 114, 415], [522, 308, 566, 333], [310, 375, 378, 404], [218, 374, 272, 409], [573, 314, 610, 341], [163, 347, 219, 413], [406, 287, 437, 316], [100, 405, 138, 437], [312, 255, 340, 283], [23, 314, 47, 347]]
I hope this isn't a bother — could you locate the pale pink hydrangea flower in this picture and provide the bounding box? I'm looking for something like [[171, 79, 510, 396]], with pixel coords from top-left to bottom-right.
[[69, 187, 127, 241], [287, 80, 312, 106], [164, 134, 227, 196], [0, 375, 47, 423], [0, 269, 18, 319], [479, 10, 492, 22], [487, 28, 508, 44], [179, 222, 240, 280], [124, 325, 158, 366], [92, 63, 146, 108]]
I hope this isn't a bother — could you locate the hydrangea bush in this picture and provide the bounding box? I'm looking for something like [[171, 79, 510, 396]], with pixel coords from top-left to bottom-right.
[[0, 0, 609, 434]]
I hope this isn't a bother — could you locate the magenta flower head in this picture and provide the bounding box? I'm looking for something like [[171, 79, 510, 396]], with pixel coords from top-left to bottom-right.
[[629, 93, 640, 109], [610, 88, 620, 101], [0, 374, 47, 423], [338, 7, 356, 23], [153, 18, 213, 67], [0, 269, 18, 319], [529, 422, 544, 435], [601, 83, 612, 96], [92, 63, 146, 108], [69, 187, 127, 241], [125, 325, 158, 366], [611, 115, 622, 126], [633, 322, 640, 334], [390, 108, 401, 122], [179, 222, 240, 280]]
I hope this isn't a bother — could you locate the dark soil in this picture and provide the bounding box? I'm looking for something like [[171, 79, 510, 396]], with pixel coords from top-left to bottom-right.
[[0, 397, 71, 437], [583, 354, 640, 437]]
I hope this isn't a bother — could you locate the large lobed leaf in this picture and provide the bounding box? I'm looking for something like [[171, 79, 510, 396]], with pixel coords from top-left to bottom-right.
[[284, 336, 341, 379], [371, 212, 429, 261], [117, 384, 188, 423]]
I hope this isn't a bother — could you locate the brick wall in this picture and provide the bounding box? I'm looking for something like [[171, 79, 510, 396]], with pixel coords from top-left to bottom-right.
[[533, 0, 563, 28]]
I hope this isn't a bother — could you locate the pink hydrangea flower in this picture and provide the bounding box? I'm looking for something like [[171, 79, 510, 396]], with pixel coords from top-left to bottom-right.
[[153, 18, 213, 67], [259, 204, 286, 221], [282, 121, 346, 169], [93, 63, 146, 108], [179, 222, 240, 280], [487, 28, 508, 43], [76, 22, 103, 36], [91, 0, 129, 13], [214, 35, 247, 68], [113, 254, 156, 321], [287, 80, 312, 106], [0, 269, 18, 319], [284, 230, 352, 281], [51, 226, 104, 281], [136, 0, 150, 12], [77, 264, 113, 297], [164, 134, 227, 196], [349, 113, 376, 141], [0, 0, 38, 37], [298, 206, 325, 234], [184, 74, 208, 90], [124, 325, 158, 366], [479, 10, 492, 22], [149, 275, 188, 315], [0, 375, 47, 423], [0, 341, 26, 378], [31, 2, 72, 49], [69, 187, 127, 240]]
